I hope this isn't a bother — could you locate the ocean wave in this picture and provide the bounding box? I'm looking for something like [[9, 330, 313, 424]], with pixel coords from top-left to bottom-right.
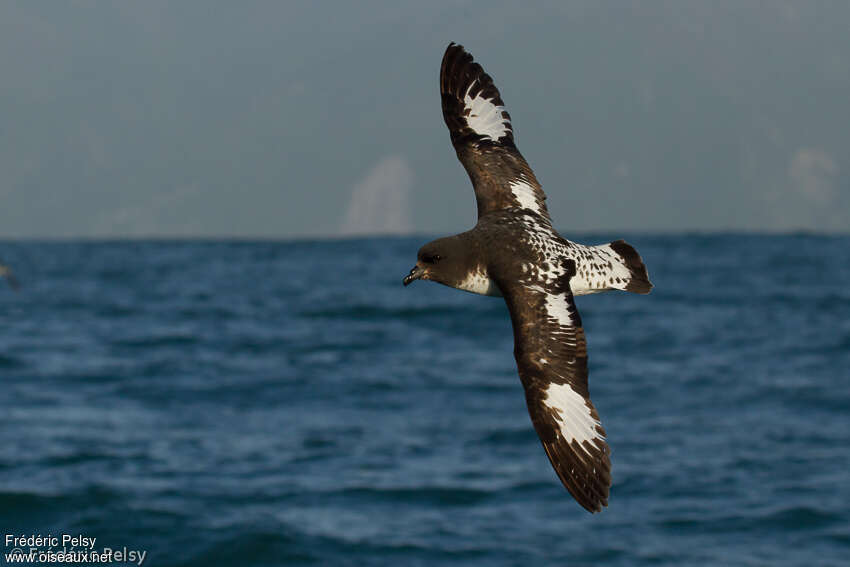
[[109, 334, 199, 349], [0, 353, 23, 368], [298, 304, 498, 321], [320, 485, 495, 506]]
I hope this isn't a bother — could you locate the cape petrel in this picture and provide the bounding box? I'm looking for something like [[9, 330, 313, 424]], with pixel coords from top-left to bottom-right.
[[403, 43, 652, 513]]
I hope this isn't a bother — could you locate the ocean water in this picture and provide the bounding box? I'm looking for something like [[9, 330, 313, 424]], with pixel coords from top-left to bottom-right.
[[0, 235, 848, 566]]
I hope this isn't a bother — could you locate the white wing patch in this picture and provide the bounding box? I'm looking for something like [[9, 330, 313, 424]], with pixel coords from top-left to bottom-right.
[[543, 382, 604, 446], [463, 83, 511, 141], [509, 180, 543, 214], [544, 292, 577, 327]]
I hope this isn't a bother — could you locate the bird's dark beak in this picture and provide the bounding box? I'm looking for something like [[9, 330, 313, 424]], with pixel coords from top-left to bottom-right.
[[403, 265, 426, 286]]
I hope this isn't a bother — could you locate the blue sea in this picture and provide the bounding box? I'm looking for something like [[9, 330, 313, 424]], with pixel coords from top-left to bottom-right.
[[1, 235, 848, 566]]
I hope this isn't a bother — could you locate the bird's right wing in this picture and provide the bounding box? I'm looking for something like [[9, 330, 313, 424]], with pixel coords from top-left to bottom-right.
[[440, 43, 550, 221], [500, 269, 611, 512]]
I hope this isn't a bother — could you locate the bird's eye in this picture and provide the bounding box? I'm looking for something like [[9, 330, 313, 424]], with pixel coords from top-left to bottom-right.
[[432, 254, 441, 263]]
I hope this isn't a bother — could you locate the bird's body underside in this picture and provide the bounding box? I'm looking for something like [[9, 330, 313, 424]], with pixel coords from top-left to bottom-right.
[[404, 43, 652, 513]]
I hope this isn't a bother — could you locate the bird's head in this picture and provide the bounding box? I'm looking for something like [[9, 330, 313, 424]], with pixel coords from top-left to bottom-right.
[[402, 236, 468, 288]]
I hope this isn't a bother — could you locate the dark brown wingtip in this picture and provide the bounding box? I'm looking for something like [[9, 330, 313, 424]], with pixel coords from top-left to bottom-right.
[[444, 41, 461, 55], [439, 42, 513, 148], [609, 239, 653, 294], [542, 437, 611, 513], [440, 42, 468, 94]]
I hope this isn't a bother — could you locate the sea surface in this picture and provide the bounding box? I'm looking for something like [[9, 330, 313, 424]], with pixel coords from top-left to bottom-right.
[[1, 235, 848, 566]]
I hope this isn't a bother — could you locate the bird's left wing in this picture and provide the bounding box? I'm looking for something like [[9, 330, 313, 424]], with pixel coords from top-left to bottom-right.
[[500, 268, 611, 512]]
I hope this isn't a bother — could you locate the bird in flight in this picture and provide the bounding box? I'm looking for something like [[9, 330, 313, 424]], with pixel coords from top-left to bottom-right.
[[403, 43, 652, 512]]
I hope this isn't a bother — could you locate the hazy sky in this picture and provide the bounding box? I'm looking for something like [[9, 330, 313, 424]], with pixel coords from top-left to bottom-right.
[[1, 1, 848, 237]]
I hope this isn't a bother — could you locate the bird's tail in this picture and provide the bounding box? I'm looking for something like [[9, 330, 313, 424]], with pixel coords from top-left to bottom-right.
[[569, 240, 652, 295]]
